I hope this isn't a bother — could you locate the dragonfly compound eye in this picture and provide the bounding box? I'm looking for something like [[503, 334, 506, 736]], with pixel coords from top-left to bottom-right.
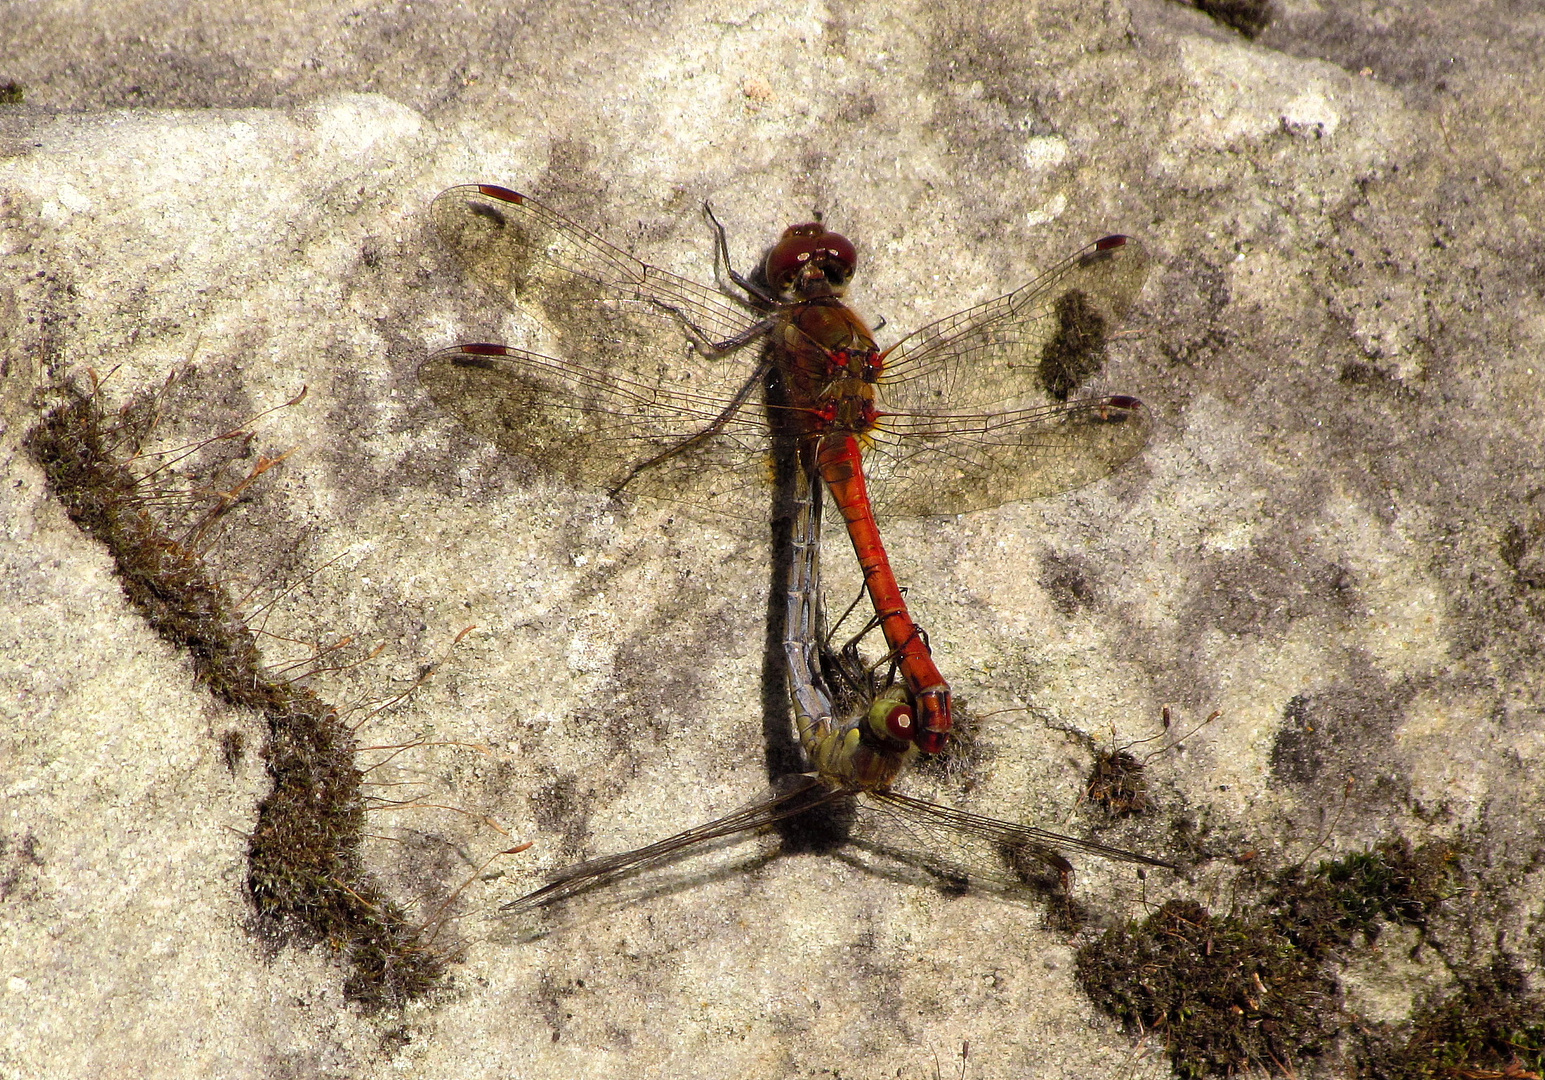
[[866, 686, 915, 745], [765, 223, 858, 292]]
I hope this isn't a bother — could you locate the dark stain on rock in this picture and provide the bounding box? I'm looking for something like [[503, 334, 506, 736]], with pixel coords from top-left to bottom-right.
[[1271, 677, 1413, 788], [1039, 550, 1098, 615], [1188, 534, 1363, 640], [0, 832, 45, 903]]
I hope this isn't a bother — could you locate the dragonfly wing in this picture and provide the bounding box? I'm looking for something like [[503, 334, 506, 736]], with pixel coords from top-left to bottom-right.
[[420, 343, 777, 519], [432, 184, 767, 350], [863, 789, 1175, 870], [879, 235, 1151, 412], [502, 777, 844, 913], [861, 394, 1151, 518]]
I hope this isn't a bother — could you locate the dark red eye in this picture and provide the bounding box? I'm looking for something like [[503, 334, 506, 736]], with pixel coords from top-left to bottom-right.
[[867, 692, 915, 745], [764, 223, 857, 292]]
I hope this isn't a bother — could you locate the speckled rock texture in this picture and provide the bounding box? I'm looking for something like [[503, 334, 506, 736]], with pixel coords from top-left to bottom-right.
[[2, 2, 1542, 1078]]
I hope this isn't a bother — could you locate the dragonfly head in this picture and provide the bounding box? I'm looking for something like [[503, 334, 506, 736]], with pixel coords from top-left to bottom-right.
[[865, 684, 916, 747], [766, 223, 857, 298], [865, 685, 951, 755]]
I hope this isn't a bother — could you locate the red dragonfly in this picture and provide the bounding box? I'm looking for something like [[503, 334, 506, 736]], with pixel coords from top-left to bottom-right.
[[425, 185, 1151, 754]]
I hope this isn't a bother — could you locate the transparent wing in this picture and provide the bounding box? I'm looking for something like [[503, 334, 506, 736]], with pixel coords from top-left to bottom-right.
[[862, 394, 1151, 518], [879, 235, 1151, 412], [420, 343, 779, 519], [862, 789, 1175, 873], [431, 184, 768, 351], [852, 236, 1151, 518], [501, 778, 845, 914]]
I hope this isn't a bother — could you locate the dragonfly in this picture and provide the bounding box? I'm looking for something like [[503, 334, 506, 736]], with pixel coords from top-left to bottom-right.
[[424, 185, 1152, 755], [500, 453, 1173, 913]]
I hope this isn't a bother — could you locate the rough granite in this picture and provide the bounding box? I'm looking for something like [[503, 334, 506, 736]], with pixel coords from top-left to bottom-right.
[[2, 2, 1542, 1078]]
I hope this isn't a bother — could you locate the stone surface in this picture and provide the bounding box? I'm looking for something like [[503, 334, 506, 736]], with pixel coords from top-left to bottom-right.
[[2, 1, 1543, 1078]]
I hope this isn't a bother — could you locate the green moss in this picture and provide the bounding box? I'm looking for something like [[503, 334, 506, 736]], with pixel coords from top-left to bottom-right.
[[1271, 839, 1459, 960], [28, 381, 445, 1009], [1077, 839, 1469, 1077], [1077, 899, 1336, 1077], [1357, 955, 1545, 1079]]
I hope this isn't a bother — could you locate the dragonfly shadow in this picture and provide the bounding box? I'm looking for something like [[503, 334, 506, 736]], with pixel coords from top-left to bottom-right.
[[494, 797, 851, 943], [492, 777, 1169, 943], [831, 796, 1172, 931], [827, 834, 1088, 929]]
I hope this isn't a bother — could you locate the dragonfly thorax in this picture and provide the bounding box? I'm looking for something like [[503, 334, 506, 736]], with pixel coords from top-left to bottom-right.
[[826, 346, 882, 383], [778, 300, 885, 437], [804, 693, 917, 791], [806, 382, 878, 436]]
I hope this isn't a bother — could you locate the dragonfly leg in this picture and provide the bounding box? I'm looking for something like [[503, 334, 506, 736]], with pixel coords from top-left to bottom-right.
[[605, 354, 776, 498], [703, 201, 780, 304]]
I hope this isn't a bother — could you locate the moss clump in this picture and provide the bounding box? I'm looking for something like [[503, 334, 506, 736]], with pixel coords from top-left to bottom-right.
[[1357, 954, 1545, 1079], [1077, 839, 1466, 1077], [1271, 839, 1459, 960], [1086, 748, 1150, 817], [28, 380, 444, 1009], [1078, 899, 1337, 1077]]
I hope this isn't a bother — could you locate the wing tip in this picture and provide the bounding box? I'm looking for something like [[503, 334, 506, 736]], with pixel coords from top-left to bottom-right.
[[474, 183, 525, 203], [426, 342, 515, 370]]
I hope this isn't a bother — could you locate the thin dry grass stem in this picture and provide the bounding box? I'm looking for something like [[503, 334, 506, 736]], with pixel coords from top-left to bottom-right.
[[364, 799, 504, 829], [970, 704, 1032, 723], [136, 425, 252, 481], [182, 449, 295, 552], [124, 442, 256, 506], [419, 842, 535, 944], [273, 639, 388, 685], [361, 792, 515, 854], [293, 642, 389, 682], [356, 739, 493, 754], [1106, 1026, 1165, 1080], [346, 625, 478, 733], [1265, 1044, 1300, 1079], [926, 1039, 969, 1080], [1135, 708, 1222, 766], [358, 738, 493, 776], [237, 549, 351, 625], [330, 876, 386, 916], [138, 384, 308, 482], [264, 634, 360, 679], [1293, 776, 1356, 870]]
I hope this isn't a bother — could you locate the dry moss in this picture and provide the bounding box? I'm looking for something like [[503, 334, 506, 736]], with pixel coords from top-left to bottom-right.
[[1355, 954, 1545, 1079], [1077, 839, 1467, 1077], [27, 378, 445, 1009], [1085, 747, 1151, 817], [1078, 898, 1338, 1077]]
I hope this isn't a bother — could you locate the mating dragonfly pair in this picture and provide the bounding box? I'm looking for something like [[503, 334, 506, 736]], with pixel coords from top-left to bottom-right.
[[423, 184, 1175, 912]]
